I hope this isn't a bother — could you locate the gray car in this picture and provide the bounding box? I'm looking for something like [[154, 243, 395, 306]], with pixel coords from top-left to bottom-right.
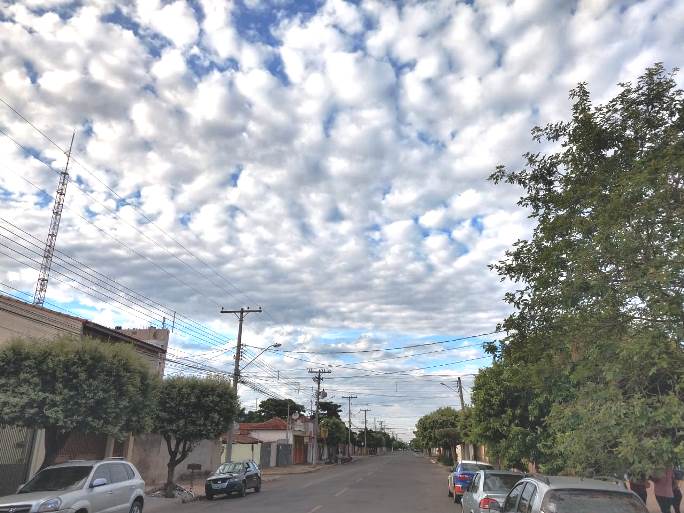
[[205, 460, 261, 500], [461, 470, 523, 513], [489, 474, 648, 513], [0, 458, 145, 513]]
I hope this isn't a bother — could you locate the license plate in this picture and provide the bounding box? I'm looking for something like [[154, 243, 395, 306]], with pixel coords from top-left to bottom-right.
[[212, 483, 225, 489]]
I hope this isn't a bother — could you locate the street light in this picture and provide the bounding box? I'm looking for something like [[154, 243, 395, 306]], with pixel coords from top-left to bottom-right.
[[240, 342, 282, 372]]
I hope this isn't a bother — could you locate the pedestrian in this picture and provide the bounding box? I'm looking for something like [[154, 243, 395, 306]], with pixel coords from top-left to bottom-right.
[[652, 467, 675, 513], [628, 476, 649, 505], [673, 472, 682, 513]]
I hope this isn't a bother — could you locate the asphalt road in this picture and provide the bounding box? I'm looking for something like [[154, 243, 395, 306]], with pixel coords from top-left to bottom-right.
[[146, 452, 456, 513]]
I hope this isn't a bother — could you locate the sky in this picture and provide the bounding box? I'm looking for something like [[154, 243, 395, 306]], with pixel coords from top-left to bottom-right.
[[0, 0, 683, 440]]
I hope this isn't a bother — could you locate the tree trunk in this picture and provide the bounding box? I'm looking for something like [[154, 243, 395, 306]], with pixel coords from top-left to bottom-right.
[[41, 427, 70, 470], [165, 462, 177, 498]]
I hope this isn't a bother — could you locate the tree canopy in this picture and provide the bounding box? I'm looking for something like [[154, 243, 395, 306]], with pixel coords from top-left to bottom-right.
[[238, 398, 305, 422], [318, 401, 343, 419], [471, 63, 684, 476], [154, 375, 239, 495], [413, 407, 468, 459], [0, 336, 157, 468]]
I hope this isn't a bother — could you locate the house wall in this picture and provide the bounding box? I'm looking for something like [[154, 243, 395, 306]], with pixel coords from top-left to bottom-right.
[[246, 429, 286, 443], [227, 443, 262, 463], [0, 297, 81, 345], [131, 434, 222, 486]]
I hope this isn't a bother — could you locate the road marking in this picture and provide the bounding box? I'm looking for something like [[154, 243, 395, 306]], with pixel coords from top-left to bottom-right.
[[307, 505, 323, 513], [334, 487, 348, 497]]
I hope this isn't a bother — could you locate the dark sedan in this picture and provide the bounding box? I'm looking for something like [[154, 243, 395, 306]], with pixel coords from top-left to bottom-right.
[[205, 460, 261, 499]]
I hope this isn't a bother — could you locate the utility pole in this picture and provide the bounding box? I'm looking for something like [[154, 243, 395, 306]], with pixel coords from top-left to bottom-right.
[[34, 131, 75, 306], [342, 395, 357, 457], [308, 368, 331, 466], [457, 377, 465, 411], [220, 306, 262, 462], [361, 409, 370, 455]]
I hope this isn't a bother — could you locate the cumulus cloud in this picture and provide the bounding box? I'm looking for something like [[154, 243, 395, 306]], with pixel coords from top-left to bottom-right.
[[1, 0, 682, 436]]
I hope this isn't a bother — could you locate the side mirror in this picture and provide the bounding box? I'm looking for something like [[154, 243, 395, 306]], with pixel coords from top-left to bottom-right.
[[91, 478, 108, 488]]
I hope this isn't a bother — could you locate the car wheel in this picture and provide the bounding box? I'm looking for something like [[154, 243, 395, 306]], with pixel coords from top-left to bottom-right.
[[239, 482, 246, 497], [206, 493, 213, 501], [255, 478, 261, 492], [129, 499, 143, 513]]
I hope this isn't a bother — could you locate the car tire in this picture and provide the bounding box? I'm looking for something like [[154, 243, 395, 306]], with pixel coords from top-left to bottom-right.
[[130, 499, 143, 513], [206, 493, 213, 501], [239, 482, 246, 497], [255, 478, 261, 492]]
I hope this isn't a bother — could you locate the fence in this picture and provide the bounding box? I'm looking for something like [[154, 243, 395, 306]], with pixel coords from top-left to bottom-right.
[[0, 426, 36, 495]]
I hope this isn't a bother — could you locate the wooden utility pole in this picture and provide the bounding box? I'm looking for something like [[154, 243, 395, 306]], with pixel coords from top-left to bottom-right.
[[220, 306, 262, 462], [361, 409, 371, 455], [308, 368, 331, 466], [456, 377, 465, 411], [342, 395, 357, 457]]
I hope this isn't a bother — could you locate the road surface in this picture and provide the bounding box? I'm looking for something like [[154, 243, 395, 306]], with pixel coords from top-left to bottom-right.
[[146, 452, 455, 513]]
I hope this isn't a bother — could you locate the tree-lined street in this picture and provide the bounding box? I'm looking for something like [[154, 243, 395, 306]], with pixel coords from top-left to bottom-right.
[[146, 453, 452, 513]]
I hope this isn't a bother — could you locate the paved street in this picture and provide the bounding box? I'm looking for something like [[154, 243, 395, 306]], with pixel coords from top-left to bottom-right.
[[146, 453, 454, 513]]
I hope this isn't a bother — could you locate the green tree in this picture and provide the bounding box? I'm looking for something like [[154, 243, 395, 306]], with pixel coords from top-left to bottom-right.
[[320, 416, 347, 460], [318, 401, 342, 419], [155, 376, 239, 496], [413, 407, 464, 458], [476, 63, 684, 475], [257, 398, 305, 419], [0, 337, 157, 469]]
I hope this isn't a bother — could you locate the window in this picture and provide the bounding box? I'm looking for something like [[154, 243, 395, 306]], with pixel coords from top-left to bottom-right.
[[110, 463, 129, 483], [92, 465, 112, 485], [124, 464, 135, 480], [20, 466, 92, 493], [471, 473, 481, 492], [484, 473, 524, 492], [503, 483, 525, 512], [540, 489, 648, 513], [460, 463, 495, 472], [517, 483, 537, 513]]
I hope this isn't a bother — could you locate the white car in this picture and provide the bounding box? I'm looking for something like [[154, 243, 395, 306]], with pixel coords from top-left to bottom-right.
[[0, 458, 145, 513]]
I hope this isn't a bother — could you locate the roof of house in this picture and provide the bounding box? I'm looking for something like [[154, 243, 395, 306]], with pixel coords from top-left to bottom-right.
[[234, 434, 260, 444], [239, 418, 288, 432]]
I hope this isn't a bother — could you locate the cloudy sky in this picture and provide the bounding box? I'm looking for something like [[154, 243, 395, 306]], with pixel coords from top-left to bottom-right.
[[1, 0, 682, 439]]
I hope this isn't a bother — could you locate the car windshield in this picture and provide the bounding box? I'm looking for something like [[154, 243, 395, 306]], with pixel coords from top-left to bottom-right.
[[216, 463, 243, 474], [542, 489, 647, 513], [20, 466, 92, 493], [483, 473, 523, 492], [460, 463, 494, 472]]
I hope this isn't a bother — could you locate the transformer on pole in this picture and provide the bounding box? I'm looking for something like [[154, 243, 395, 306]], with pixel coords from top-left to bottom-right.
[[33, 131, 75, 306]]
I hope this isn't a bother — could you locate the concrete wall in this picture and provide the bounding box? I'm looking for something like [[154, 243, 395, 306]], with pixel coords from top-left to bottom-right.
[[230, 443, 262, 463], [246, 429, 286, 443], [131, 434, 222, 486], [0, 297, 81, 345]]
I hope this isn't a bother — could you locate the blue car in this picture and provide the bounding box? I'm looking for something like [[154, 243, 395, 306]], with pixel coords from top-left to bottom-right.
[[448, 460, 494, 503]]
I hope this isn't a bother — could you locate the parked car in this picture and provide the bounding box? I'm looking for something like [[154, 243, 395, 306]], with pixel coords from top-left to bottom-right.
[[205, 460, 261, 500], [0, 458, 145, 513], [461, 470, 524, 512], [449, 460, 494, 503], [489, 474, 648, 513]]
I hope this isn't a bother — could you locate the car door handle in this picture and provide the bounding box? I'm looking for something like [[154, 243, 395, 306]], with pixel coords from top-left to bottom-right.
[[107, 491, 114, 495]]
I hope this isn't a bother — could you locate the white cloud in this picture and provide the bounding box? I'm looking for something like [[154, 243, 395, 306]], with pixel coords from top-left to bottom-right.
[[0, 0, 681, 436]]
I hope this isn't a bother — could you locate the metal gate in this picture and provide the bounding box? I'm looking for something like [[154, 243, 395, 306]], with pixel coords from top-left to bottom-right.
[[276, 443, 292, 466], [0, 425, 36, 495], [259, 442, 272, 468]]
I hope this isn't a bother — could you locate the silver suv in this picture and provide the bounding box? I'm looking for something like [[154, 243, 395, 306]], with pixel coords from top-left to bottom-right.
[[0, 458, 145, 513], [490, 474, 648, 513]]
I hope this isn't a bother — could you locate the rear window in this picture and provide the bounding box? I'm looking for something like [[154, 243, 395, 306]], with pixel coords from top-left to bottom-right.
[[542, 489, 647, 513], [460, 463, 494, 472], [484, 473, 523, 492]]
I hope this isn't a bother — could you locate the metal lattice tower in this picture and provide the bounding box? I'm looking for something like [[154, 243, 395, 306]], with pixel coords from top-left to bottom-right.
[[33, 132, 75, 306]]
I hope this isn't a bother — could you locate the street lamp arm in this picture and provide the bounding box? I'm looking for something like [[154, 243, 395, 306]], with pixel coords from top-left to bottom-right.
[[240, 343, 281, 371]]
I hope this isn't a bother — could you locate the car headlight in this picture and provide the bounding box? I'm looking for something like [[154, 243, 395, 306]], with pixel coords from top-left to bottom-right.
[[38, 497, 62, 512]]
